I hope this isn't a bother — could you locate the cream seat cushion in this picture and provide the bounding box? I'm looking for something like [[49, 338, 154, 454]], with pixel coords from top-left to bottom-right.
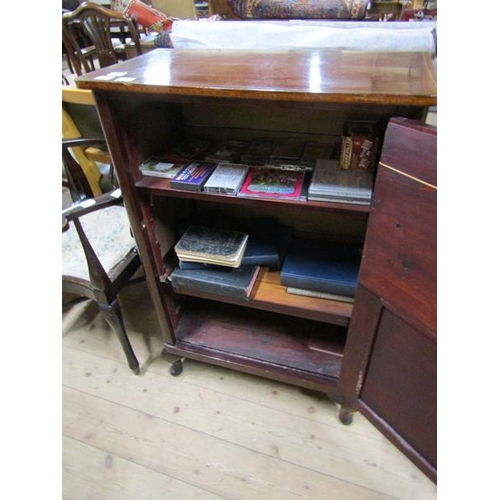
[[62, 204, 137, 281]]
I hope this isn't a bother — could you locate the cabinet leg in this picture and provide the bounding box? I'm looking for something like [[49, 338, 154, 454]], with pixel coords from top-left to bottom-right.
[[169, 359, 184, 377], [339, 406, 355, 425]]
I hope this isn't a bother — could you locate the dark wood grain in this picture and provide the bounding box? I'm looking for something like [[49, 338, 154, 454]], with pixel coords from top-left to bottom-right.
[[76, 49, 437, 106], [340, 118, 437, 482], [86, 52, 437, 480], [360, 308, 437, 471], [360, 118, 437, 335]]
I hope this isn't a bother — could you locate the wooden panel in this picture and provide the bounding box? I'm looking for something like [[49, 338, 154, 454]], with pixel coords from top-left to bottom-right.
[[359, 117, 437, 335], [359, 165, 437, 334], [76, 49, 437, 106], [378, 117, 437, 187], [175, 299, 346, 375], [360, 308, 437, 470], [345, 118, 437, 482]]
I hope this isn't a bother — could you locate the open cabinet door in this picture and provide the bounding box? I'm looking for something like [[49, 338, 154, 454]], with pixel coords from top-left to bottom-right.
[[339, 117, 437, 482]]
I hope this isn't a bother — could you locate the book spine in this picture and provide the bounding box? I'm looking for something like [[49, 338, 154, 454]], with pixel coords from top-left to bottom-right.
[[280, 275, 357, 297], [170, 275, 250, 299], [286, 287, 354, 303]]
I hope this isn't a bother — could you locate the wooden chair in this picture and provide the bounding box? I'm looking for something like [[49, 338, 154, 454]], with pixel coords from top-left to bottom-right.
[[62, 84, 114, 197], [62, 138, 143, 374], [62, 1, 143, 76]]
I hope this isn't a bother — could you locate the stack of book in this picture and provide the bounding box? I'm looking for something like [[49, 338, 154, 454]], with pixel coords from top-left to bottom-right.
[[280, 239, 362, 301], [205, 140, 249, 163], [174, 226, 249, 268], [171, 225, 260, 299], [240, 137, 276, 165], [169, 220, 293, 299], [307, 160, 373, 205]]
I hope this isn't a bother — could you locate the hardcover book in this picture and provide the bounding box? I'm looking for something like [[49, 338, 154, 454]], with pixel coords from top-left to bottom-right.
[[139, 157, 185, 179], [280, 239, 362, 297], [238, 167, 306, 200], [169, 265, 260, 300], [205, 140, 249, 163], [240, 137, 276, 165], [170, 162, 218, 191], [270, 137, 305, 164], [174, 225, 249, 268], [308, 160, 373, 204], [203, 163, 249, 195], [170, 138, 213, 160], [179, 237, 282, 270], [300, 140, 336, 163]]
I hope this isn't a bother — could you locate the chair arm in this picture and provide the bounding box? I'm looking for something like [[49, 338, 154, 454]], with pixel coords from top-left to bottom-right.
[[63, 137, 107, 150], [62, 188, 123, 226]]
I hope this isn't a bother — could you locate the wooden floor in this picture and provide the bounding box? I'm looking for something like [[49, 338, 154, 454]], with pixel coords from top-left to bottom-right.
[[62, 279, 437, 500]]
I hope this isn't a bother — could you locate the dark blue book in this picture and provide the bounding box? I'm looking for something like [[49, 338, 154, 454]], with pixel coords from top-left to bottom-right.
[[169, 265, 260, 299], [280, 240, 362, 297], [179, 238, 281, 270], [170, 161, 217, 191]]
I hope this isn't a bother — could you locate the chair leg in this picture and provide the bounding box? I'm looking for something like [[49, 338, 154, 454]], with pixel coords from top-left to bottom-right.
[[99, 299, 140, 374]]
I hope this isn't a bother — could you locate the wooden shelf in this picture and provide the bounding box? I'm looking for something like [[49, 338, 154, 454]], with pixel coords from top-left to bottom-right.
[[136, 176, 372, 214], [165, 298, 346, 393], [168, 268, 353, 326], [252, 269, 353, 325]]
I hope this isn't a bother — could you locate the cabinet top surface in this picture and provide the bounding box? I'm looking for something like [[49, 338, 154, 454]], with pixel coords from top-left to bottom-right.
[[76, 49, 436, 104]]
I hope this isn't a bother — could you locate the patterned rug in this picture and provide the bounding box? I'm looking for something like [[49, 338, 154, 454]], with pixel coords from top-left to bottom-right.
[[228, 0, 371, 19]]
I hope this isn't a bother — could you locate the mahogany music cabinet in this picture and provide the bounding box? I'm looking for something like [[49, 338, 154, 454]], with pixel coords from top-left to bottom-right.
[[76, 48, 437, 481]]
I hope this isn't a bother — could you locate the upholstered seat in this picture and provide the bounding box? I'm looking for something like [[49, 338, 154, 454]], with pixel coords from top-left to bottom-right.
[[62, 203, 137, 282]]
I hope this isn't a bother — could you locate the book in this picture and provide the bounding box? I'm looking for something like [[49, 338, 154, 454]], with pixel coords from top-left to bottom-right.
[[170, 162, 218, 191], [238, 166, 306, 200], [270, 137, 305, 164], [286, 287, 355, 303], [205, 140, 249, 163], [280, 239, 362, 297], [174, 225, 249, 268], [139, 157, 185, 179], [168, 264, 260, 300], [307, 160, 373, 204], [203, 163, 249, 195], [170, 138, 213, 160], [179, 237, 282, 270], [300, 140, 336, 163], [240, 137, 276, 165]]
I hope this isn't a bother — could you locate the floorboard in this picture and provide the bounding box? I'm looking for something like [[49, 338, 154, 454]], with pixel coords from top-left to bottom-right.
[[62, 282, 437, 500]]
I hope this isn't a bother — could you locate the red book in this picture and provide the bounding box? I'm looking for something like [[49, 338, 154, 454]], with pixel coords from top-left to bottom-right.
[[238, 167, 305, 200]]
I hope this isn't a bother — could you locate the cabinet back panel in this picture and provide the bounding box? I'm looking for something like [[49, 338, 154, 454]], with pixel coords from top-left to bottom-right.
[[181, 101, 425, 141], [151, 198, 369, 248]]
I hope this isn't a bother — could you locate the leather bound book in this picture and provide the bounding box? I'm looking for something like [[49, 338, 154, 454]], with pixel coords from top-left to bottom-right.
[[169, 265, 260, 299], [280, 239, 362, 297]]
